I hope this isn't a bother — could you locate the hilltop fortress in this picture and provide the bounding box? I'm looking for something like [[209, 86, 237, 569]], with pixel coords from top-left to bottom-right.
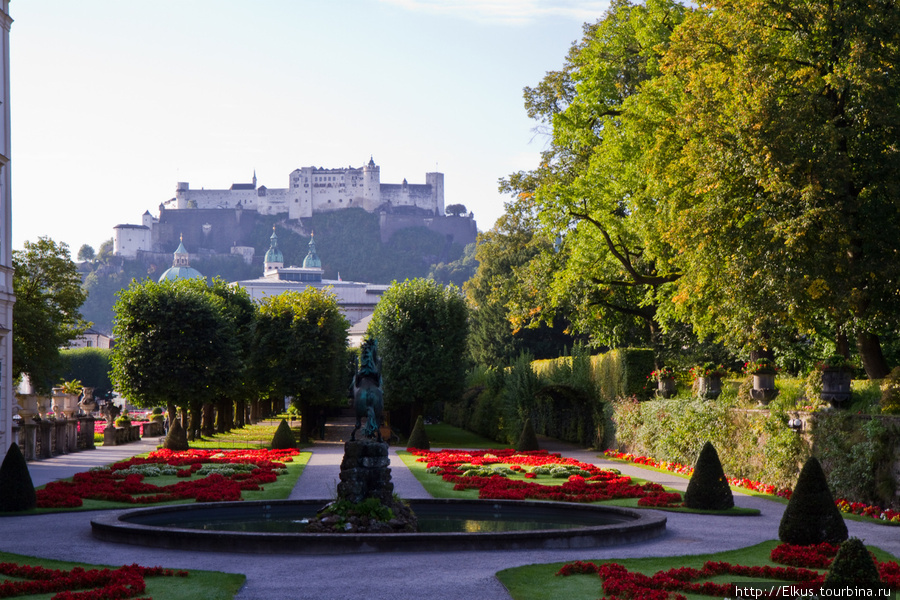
[[114, 157, 475, 260]]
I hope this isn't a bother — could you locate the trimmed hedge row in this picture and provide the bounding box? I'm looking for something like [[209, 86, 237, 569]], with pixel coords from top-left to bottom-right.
[[444, 348, 654, 448]]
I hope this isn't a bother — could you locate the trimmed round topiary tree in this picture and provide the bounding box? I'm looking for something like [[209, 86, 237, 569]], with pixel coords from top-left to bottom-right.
[[270, 418, 297, 450], [824, 538, 881, 586], [779, 456, 848, 545], [684, 441, 734, 510], [162, 418, 190, 451], [516, 418, 540, 452], [0, 443, 37, 512], [406, 415, 430, 450]]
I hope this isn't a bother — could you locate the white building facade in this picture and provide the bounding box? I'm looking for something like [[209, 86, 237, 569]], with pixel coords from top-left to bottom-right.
[[0, 1, 13, 452], [171, 157, 444, 220]]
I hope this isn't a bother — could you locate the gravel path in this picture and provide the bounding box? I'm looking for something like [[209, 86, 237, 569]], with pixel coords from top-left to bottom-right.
[[4, 430, 899, 600]]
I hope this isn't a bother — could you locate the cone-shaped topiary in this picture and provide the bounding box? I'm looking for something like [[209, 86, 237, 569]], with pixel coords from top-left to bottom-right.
[[406, 415, 430, 450], [684, 441, 734, 510], [779, 456, 848, 545], [270, 419, 297, 450], [824, 538, 881, 586], [0, 443, 37, 512], [162, 418, 190, 451], [516, 418, 540, 452]]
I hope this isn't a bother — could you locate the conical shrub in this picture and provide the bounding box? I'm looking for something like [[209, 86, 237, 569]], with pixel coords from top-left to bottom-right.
[[270, 419, 297, 450], [162, 418, 190, 451], [516, 418, 540, 452], [684, 441, 734, 510], [824, 538, 881, 586], [779, 456, 848, 545], [406, 415, 430, 450], [0, 443, 37, 512]]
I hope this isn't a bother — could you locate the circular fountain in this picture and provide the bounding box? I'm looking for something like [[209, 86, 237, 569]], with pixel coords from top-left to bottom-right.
[[91, 498, 666, 554]]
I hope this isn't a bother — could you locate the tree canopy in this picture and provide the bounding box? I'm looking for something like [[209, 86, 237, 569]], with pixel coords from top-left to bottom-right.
[[13, 237, 89, 392], [368, 278, 468, 433], [502, 0, 900, 375], [110, 278, 238, 410], [253, 288, 349, 441]]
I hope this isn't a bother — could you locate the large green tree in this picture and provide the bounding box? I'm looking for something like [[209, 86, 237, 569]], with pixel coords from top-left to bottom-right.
[[643, 0, 900, 377], [110, 278, 239, 435], [465, 204, 581, 366], [253, 289, 349, 442], [368, 278, 468, 435], [13, 237, 89, 392], [500, 0, 687, 350]]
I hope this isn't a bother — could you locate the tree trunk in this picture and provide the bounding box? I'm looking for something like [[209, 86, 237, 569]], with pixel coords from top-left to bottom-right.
[[201, 403, 214, 437], [856, 331, 890, 379], [249, 399, 259, 424], [166, 403, 176, 429], [179, 407, 188, 430], [235, 400, 246, 429], [215, 399, 226, 434], [835, 330, 851, 359], [298, 398, 311, 444], [188, 404, 201, 441]]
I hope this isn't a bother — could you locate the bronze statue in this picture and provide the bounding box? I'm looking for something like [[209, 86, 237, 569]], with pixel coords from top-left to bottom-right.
[[351, 337, 384, 442]]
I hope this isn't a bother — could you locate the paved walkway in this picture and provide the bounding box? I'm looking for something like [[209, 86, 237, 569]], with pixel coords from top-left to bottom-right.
[[3, 429, 900, 600]]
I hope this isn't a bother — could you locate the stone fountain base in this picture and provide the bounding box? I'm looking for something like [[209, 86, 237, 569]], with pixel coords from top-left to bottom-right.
[[305, 439, 417, 533]]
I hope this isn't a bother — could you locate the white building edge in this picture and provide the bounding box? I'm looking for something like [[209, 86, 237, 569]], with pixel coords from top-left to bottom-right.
[[0, 1, 14, 452]]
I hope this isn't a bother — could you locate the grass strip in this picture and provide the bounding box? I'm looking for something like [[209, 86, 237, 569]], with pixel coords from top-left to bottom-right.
[[0, 550, 244, 600], [496, 540, 900, 600], [423, 423, 510, 449]]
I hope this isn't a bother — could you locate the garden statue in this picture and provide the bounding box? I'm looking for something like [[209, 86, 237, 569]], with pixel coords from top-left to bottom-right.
[[350, 337, 384, 442]]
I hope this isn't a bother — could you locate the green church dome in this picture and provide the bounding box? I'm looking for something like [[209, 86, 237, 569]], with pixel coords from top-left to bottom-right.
[[264, 228, 284, 264], [302, 233, 321, 269], [158, 235, 204, 282]]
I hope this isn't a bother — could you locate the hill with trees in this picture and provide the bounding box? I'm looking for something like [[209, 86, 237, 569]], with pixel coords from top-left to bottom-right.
[[77, 209, 471, 334]]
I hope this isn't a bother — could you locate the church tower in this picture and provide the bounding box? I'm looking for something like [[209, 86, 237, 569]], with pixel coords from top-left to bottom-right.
[[264, 227, 284, 274], [362, 156, 381, 212]]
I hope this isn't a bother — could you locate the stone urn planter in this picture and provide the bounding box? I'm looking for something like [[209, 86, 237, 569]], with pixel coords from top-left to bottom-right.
[[15, 393, 39, 422], [656, 378, 677, 399], [820, 370, 852, 409], [697, 376, 722, 400], [52, 388, 81, 419], [750, 373, 779, 406]]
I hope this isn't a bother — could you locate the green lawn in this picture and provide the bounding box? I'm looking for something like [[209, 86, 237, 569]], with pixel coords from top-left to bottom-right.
[[0, 550, 245, 600], [423, 423, 510, 449], [497, 540, 900, 600]]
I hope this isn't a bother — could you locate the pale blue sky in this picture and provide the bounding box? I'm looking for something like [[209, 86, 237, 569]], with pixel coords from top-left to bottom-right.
[[10, 1, 610, 254]]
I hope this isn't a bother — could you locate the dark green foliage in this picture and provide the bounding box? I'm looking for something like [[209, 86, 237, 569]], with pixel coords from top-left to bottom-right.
[[406, 415, 430, 450], [270, 419, 297, 450], [162, 419, 190, 451], [59, 348, 113, 400], [0, 444, 36, 512], [369, 278, 468, 435], [596, 348, 655, 402], [531, 385, 595, 447], [779, 456, 848, 545], [824, 538, 881, 585], [684, 441, 734, 510], [14, 237, 89, 393], [516, 418, 540, 452]]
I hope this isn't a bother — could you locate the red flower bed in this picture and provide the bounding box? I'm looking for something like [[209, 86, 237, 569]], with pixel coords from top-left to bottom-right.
[[0, 562, 187, 599], [556, 543, 900, 599], [606, 449, 900, 525], [410, 448, 680, 505], [36, 448, 300, 508]]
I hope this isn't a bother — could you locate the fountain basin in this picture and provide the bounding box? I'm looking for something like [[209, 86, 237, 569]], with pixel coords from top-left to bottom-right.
[[91, 499, 666, 554]]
